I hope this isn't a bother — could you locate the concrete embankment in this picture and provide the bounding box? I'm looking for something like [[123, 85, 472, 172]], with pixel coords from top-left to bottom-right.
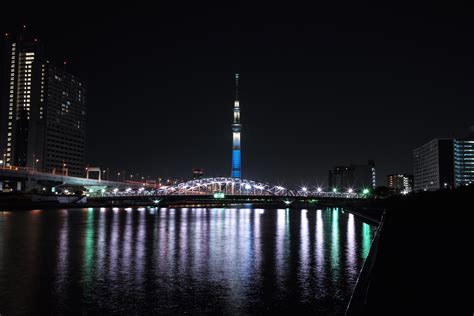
[[346, 187, 472, 315]]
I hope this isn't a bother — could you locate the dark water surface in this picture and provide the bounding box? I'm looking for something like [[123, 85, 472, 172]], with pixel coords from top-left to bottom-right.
[[0, 207, 374, 315]]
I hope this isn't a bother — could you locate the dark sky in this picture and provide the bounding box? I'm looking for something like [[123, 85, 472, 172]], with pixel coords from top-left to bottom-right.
[[2, 2, 474, 187]]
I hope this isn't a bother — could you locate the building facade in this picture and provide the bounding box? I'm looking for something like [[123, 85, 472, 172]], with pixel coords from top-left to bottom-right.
[[0, 32, 43, 167], [454, 138, 474, 187], [328, 160, 376, 191], [1, 33, 87, 177], [413, 139, 455, 191], [387, 174, 414, 193]]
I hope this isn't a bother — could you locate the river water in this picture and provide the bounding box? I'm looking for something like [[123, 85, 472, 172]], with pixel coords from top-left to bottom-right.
[[0, 207, 375, 315]]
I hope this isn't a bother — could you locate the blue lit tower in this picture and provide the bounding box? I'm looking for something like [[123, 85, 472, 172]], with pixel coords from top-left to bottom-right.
[[231, 73, 241, 178]]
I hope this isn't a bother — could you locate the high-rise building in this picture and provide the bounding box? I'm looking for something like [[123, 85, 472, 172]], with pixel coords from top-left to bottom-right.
[[1, 31, 87, 177], [231, 73, 241, 178], [454, 126, 474, 187], [413, 139, 455, 191], [0, 31, 43, 167], [387, 174, 414, 193], [328, 160, 376, 191]]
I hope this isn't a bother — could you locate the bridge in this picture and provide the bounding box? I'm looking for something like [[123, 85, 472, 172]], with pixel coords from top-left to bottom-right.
[[151, 177, 362, 197], [0, 165, 156, 193], [81, 177, 367, 198], [0, 171, 378, 216]]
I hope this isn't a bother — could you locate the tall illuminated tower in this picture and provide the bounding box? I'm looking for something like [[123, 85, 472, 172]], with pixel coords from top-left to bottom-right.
[[231, 73, 241, 178]]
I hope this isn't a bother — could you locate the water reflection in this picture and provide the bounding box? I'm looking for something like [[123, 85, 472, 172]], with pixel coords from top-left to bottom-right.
[[315, 209, 325, 292], [0, 208, 375, 315], [346, 213, 357, 283]]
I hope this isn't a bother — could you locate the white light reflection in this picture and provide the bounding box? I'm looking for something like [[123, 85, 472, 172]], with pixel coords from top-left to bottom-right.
[[121, 207, 132, 273], [299, 209, 310, 300], [135, 207, 146, 286], [346, 213, 356, 282], [55, 212, 69, 303], [109, 207, 119, 281], [179, 208, 189, 274], [276, 209, 287, 289], [315, 209, 325, 290], [97, 206, 106, 273], [158, 208, 168, 274]]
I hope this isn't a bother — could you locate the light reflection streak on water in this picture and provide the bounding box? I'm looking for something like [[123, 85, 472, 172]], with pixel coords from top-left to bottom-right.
[[168, 208, 176, 274], [208, 209, 219, 279], [315, 209, 325, 290], [331, 208, 340, 272], [253, 207, 261, 270], [97, 207, 106, 275], [0, 207, 374, 315], [56, 211, 69, 306], [239, 208, 252, 281], [109, 207, 119, 281], [83, 208, 94, 288], [362, 223, 371, 260], [122, 208, 132, 274], [276, 208, 286, 285], [346, 214, 356, 282], [178, 208, 188, 274], [192, 208, 203, 278], [158, 208, 168, 274], [299, 209, 310, 300], [135, 208, 146, 286]]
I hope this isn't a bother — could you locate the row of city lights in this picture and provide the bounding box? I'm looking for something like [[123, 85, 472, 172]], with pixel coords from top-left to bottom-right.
[[300, 186, 370, 194], [85, 167, 177, 184], [91, 186, 371, 195]]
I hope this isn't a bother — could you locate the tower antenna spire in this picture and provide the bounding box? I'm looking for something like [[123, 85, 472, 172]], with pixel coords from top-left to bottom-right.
[[235, 73, 239, 101]]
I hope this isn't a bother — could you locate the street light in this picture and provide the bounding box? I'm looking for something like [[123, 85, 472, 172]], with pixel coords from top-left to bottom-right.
[[316, 187, 322, 193]]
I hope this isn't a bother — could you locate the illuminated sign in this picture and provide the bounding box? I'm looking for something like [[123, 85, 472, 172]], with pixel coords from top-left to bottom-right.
[[213, 192, 225, 199]]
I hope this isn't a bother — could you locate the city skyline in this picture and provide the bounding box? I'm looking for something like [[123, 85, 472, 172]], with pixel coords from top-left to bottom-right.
[[1, 3, 474, 186]]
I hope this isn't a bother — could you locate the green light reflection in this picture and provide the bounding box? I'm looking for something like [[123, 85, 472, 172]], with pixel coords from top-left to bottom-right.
[[84, 208, 94, 283], [331, 208, 339, 269], [361, 223, 371, 259]]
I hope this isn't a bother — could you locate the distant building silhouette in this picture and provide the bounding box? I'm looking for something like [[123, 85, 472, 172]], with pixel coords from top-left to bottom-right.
[[328, 160, 376, 190], [192, 168, 204, 179]]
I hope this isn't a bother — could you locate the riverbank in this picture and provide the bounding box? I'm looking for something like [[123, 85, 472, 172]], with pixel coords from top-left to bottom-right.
[[352, 187, 472, 315]]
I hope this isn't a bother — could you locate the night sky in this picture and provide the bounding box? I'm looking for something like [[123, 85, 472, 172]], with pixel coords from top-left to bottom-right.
[[2, 2, 474, 187]]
